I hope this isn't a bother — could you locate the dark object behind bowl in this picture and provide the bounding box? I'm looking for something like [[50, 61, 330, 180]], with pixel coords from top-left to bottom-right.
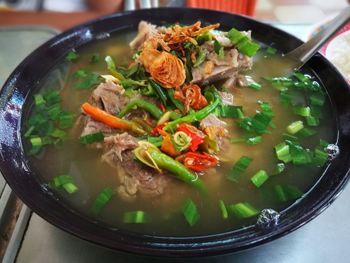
[[0, 8, 350, 257]]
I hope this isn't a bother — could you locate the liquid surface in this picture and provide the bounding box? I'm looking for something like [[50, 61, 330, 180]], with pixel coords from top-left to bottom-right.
[[26, 30, 335, 236]]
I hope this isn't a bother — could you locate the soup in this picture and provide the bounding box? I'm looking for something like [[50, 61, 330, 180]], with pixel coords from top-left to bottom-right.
[[23, 21, 335, 236]]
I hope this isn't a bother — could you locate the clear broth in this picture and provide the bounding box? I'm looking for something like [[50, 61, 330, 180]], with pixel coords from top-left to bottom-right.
[[27, 31, 335, 236]]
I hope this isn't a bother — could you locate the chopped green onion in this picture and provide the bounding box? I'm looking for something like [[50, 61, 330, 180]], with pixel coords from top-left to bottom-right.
[[287, 120, 304, 134], [74, 69, 88, 78], [251, 170, 269, 188], [266, 46, 277, 55], [59, 112, 74, 129], [282, 133, 298, 141], [216, 105, 242, 118], [52, 175, 73, 187], [123, 210, 149, 224], [50, 129, 67, 140], [293, 72, 309, 83], [310, 93, 325, 106], [74, 73, 100, 89], [51, 175, 78, 194], [228, 202, 259, 219], [313, 148, 329, 166], [44, 90, 61, 105], [214, 39, 224, 59], [193, 50, 206, 67], [90, 53, 100, 64], [246, 135, 262, 145], [182, 198, 200, 226], [288, 140, 312, 165], [248, 82, 262, 91], [310, 105, 322, 119], [306, 116, 320, 126], [297, 127, 316, 138], [62, 182, 78, 194], [280, 90, 292, 105], [227, 156, 253, 182], [24, 126, 35, 138], [227, 28, 260, 57], [47, 104, 61, 120], [258, 100, 274, 117], [275, 142, 291, 163], [227, 28, 245, 45], [293, 106, 310, 117], [30, 137, 43, 147], [34, 94, 45, 107], [65, 51, 78, 62], [274, 184, 303, 202], [79, 132, 104, 144], [273, 163, 285, 175], [196, 31, 212, 45], [91, 188, 114, 214], [218, 200, 228, 220]]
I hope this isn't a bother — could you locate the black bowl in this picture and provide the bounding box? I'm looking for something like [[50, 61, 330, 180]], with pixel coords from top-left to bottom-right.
[[1, 8, 350, 257]]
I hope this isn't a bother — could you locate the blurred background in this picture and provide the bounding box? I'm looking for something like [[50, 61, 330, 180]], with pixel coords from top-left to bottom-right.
[[0, 0, 348, 31]]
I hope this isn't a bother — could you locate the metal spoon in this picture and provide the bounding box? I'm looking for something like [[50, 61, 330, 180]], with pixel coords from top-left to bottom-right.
[[285, 6, 350, 71]]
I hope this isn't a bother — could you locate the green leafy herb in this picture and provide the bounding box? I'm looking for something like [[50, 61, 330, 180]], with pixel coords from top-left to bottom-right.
[[228, 202, 259, 219], [193, 50, 206, 67], [90, 53, 100, 64], [65, 51, 78, 62], [123, 210, 150, 224], [214, 39, 224, 59], [227, 156, 253, 182], [91, 188, 114, 214], [182, 198, 200, 226], [74, 69, 88, 78], [218, 200, 228, 220], [79, 132, 104, 145], [74, 73, 100, 89], [251, 170, 269, 188]]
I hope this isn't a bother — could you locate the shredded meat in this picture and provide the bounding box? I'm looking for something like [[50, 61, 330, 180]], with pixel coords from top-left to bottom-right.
[[129, 21, 158, 50], [102, 133, 170, 200], [200, 114, 228, 148], [218, 91, 234, 105], [92, 80, 127, 115], [191, 39, 252, 85]]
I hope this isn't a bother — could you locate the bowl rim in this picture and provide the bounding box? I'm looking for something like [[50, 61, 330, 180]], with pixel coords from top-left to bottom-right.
[[1, 7, 350, 257]]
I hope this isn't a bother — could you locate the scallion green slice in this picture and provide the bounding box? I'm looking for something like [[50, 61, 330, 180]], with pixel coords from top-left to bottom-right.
[[228, 202, 259, 219], [182, 198, 200, 226], [123, 210, 150, 224], [251, 170, 269, 188], [79, 132, 104, 145], [91, 188, 114, 214], [218, 200, 228, 220], [287, 120, 304, 134], [227, 156, 253, 182], [275, 142, 291, 163], [293, 106, 310, 117]]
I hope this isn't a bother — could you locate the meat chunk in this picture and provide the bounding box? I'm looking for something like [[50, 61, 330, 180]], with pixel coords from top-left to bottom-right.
[[191, 42, 252, 85], [218, 91, 234, 105], [102, 133, 170, 200], [80, 117, 116, 149], [92, 80, 127, 115], [200, 114, 228, 148], [129, 21, 158, 50], [78, 80, 128, 149]]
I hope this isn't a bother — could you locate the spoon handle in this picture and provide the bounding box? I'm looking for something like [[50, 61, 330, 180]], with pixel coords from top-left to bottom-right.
[[286, 6, 350, 67]]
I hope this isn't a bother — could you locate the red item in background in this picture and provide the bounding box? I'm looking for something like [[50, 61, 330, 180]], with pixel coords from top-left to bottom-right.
[[186, 0, 257, 16]]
